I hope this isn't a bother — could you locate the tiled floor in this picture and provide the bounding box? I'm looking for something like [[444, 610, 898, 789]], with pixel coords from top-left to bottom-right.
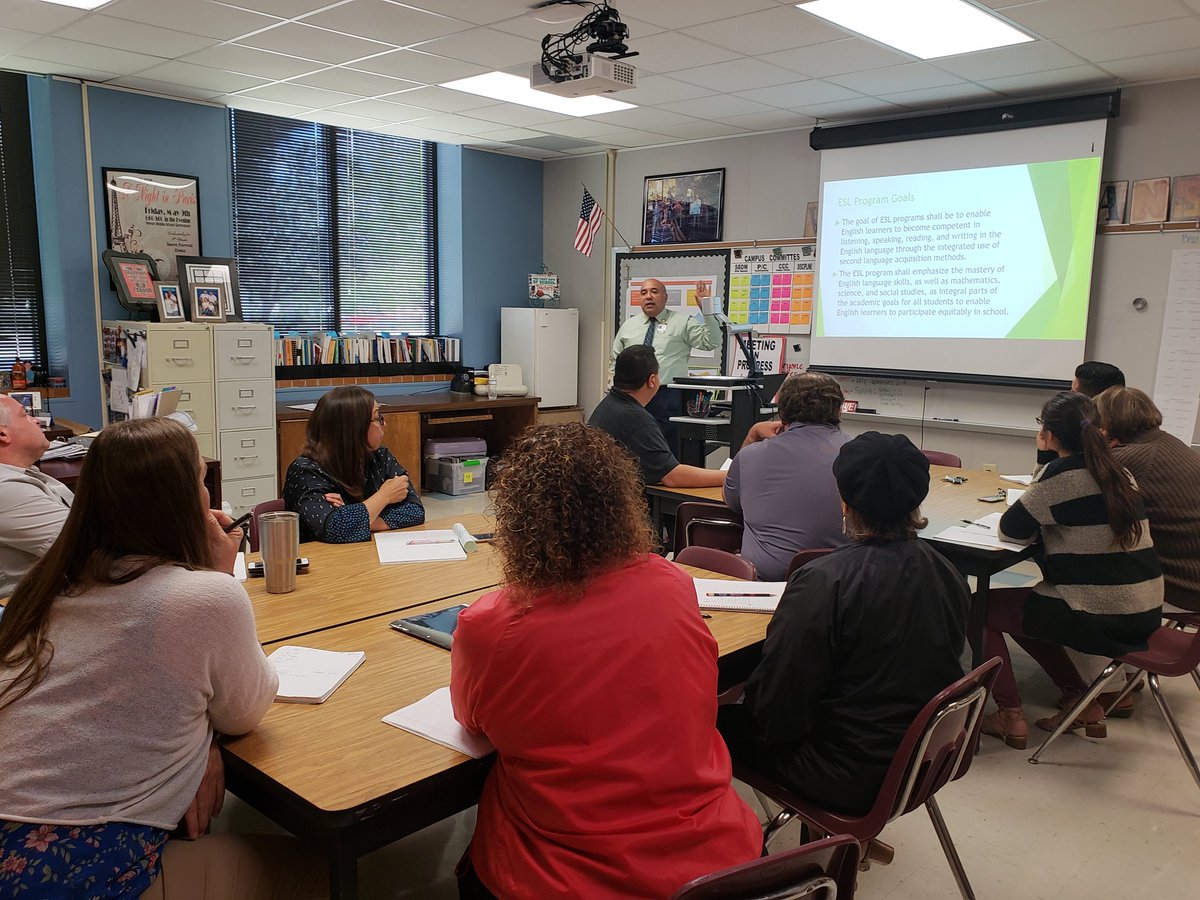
[[218, 491, 1200, 898]]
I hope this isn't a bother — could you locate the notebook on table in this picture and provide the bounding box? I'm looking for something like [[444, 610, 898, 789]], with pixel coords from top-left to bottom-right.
[[693, 578, 788, 613], [374, 522, 479, 564], [268, 646, 366, 704]]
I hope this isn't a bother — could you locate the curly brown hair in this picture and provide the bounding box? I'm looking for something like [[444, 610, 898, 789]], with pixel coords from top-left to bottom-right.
[[491, 423, 656, 606], [777, 372, 843, 426]]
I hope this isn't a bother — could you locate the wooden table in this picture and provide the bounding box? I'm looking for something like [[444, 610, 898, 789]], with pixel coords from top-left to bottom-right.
[[223, 565, 757, 900], [35, 455, 223, 508], [244, 513, 500, 645]]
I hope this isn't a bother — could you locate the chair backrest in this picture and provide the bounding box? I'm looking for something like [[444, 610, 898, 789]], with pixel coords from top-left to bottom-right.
[[247, 499, 286, 553], [674, 501, 744, 555], [866, 657, 1001, 833], [676, 546, 758, 580], [671, 833, 859, 900], [922, 449, 962, 467], [786, 548, 835, 579]]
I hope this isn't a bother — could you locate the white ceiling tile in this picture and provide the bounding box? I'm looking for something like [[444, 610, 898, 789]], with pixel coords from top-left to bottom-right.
[[287, 66, 422, 95], [621, 75, 715, 106], [300, 0, 472, 47], [219, 0, 335, 16], [476, 126, 547, 141], [348, 48, 487, 83], [0, 27, 38, 57], [235, 82, 358, 107], [735, 80, 863, 108], [791, 96, 908, 121], [759, 38, 912, 78], [382, 84, 497, 112], [129, 61, 270, 94], [321, 97, 432, 120], [398, 0, 534, 27], [527, 117, 619, 138], [584, 128, 675, 148], [653, 119, 744, 139], [932, 40, 1084, 81], [625, 32, 742, 74], [999, 0, 1191, 39], [105, 77, 226, 102], [718, 110, 817, 130], [880, 84, 1006, 109], [588, 106, 703, 132], [560, 144, 609, 156], [101, 0, 283, 41], [1096, 47, 1200, 82], [53, 16, 218, 59], [235, 23, 393, 65], [304, 109, 395, 130], [1055, 18, 1200, 63], [17, 37, 164, 74], [628, 0, 778, 30], [220, 94, 314, 117], [682, 6, 850, 55], [459, 103, 567, 127], [0, 56, 117, 81], [827, 63, 967, 94], [411, 27, 541, 69], [658, 94, 775, 118], [671, 58, 799, 92], [374, 122, 468, 142], [408, 112, 509, 133], [980, 65, 1117, 95], [182, 43, 325, 80], [0, 0, 86, 32], [1182, 0, 1200, 12]]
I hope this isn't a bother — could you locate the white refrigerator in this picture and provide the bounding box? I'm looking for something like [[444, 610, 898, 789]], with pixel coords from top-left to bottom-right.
[[500, 307, 579, 408]]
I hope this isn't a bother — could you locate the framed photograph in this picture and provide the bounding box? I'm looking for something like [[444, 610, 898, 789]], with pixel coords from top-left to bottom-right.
[[177, 256, 242, 322], [102, 169, 200, 281], [1097, 181, 1128, 225], [156, 282, 185, 322], [1130, 177, 1170, 225], [642, 168, 725, 245], [101, 249, 159, 313], [803, 201, 819, 237], [190, 283, 227, 323], [1170, 174, 1200, 222]]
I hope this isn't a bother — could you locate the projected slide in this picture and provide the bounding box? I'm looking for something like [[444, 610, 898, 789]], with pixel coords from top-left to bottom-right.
[[816, 157, 1100, 342]]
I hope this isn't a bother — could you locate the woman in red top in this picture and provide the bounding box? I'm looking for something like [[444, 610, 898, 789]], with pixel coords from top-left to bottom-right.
[[450, 423, 761, 899]]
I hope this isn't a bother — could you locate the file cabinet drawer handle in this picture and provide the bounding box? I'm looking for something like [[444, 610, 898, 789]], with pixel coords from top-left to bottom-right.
[[233, 455, 259, 462], [164, 356, 194, 364], [232, 405, 258, 411], [229, 355, 257, 361]]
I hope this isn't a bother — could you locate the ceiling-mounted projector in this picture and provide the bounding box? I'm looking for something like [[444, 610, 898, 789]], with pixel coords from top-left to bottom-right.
[[529, 52, 637, 97]]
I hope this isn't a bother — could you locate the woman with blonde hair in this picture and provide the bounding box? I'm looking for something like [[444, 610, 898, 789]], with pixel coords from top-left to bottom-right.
[[284, 385, 424, 542], [0, 418, 324, 899], [1094, 385, 1200, 611], [450, 423, 761, 899]]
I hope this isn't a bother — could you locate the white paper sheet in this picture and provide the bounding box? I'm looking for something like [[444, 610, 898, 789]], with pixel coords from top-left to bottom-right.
[[287, 403, 318, 411], [1000, 474, 1033, 486], [382, 687, 495, 758], [1153, 249, 1200, 443], [693, 578, 787, 613], [375, 529, 468, 564], [234, 552, 247, 582], [269, 646, 365, 704], [109, 368, 130, 414], [931, 513, 1027, 552]]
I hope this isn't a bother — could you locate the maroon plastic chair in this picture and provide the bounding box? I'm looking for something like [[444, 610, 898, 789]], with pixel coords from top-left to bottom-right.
[[674, 501, 743, 556], [1029, 625, 1200, 794], [786, 548, 836, 579], [676, 546, 758, 581], [922, 449, 963, 467], [247, 499, 285, 553], [736, 658, 1001, 900], [671, 833, 860, 900]]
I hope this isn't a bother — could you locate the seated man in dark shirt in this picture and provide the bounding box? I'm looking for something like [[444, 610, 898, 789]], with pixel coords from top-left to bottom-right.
[[588, 346, 724, 488]]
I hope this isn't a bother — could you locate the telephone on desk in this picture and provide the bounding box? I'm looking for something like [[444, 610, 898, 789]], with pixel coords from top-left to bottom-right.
[[474, 364, 529, 397]]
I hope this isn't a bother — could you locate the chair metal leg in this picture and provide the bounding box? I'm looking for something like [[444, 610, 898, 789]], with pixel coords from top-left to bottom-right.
[[1146, 673, 1200, 794], [1029, 662, 1123, 764], [752, 789, 778, 820], [926, 796, 975, 900], [1104, 668, 1145, 716], [1190, 668, 1200, 695], [763, 807, 798, 850]]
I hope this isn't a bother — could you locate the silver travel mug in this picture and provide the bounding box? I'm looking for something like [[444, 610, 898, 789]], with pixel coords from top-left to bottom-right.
[[259, 510, 299, 594]]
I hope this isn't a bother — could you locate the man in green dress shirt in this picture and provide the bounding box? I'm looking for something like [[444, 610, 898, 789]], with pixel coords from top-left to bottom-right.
[[611, 278, 721, 449]]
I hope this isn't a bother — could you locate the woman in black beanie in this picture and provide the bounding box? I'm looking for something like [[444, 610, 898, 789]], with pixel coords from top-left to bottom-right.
[[718, 431, 971, 815]]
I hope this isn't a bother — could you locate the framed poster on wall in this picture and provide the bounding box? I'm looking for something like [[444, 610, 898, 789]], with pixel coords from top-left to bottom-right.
[[103, 169, 201, 281]]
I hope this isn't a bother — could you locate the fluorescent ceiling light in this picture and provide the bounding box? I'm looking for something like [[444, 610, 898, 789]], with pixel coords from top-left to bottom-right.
[[441, 72, 635, 117], [796, 0, 1032, 59], [36, 0, 112, 9]]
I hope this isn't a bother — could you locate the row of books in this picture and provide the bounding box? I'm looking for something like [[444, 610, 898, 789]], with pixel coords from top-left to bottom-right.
[[273, 333, 462, 367]]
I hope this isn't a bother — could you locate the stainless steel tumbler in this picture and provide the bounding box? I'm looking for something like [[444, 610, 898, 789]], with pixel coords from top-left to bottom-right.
[[259, 510, 299, 594]]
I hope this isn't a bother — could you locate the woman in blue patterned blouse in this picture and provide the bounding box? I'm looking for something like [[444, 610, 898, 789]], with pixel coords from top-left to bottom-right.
[[283, 386, 425, 542]]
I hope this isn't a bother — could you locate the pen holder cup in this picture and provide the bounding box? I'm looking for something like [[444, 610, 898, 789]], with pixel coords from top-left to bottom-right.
[[259, 511, 299, 594], [686, 390, 713, 418]]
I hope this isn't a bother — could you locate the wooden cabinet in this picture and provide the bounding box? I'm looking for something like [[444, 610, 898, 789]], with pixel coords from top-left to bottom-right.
[[277, 411, 422, 485]]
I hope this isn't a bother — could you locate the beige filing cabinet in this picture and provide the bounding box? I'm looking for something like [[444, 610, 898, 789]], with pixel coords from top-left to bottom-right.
[[102, 321, 217, 457], [213, 323, 277, 516]]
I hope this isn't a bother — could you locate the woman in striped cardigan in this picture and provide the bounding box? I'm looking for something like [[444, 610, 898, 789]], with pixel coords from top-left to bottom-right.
[[980, 391, 1163, 750]]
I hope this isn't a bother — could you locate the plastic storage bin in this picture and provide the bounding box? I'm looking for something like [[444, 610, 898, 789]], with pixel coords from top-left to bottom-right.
[[425, 455, 487, 495]]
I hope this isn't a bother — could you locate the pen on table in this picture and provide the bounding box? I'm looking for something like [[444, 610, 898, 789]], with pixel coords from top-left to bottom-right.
[[700, 613, 712, 619], [407, 538, 458, 545], [705, 592, 775, 597], [960, 519, 991, 530]]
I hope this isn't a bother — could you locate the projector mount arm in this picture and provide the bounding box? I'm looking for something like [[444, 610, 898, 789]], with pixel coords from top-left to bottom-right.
[[534, 1, 639, 81]]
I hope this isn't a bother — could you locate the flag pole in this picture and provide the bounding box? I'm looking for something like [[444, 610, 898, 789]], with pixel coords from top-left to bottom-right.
[[582, 181, 631, 248]]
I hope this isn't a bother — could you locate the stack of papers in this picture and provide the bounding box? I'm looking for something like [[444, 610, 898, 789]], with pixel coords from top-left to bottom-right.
[[375, 523, 478, 564], [1000, 474, 1034, 486], [269, 646, 366, 704], [382, 687, 495, 758], [39, 439, 88, 461], [931, 513, 1027, 551], [693, 578, 788, 613]]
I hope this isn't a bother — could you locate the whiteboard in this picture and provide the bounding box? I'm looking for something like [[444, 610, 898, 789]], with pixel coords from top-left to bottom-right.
[[834, 375, 1051, 431]]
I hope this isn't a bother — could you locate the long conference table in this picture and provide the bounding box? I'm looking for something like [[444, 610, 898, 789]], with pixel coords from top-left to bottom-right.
[[224, 514, 766, 899]]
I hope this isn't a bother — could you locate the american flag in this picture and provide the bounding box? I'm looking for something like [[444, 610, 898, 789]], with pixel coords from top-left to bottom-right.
[[574, 188, 605, 257]]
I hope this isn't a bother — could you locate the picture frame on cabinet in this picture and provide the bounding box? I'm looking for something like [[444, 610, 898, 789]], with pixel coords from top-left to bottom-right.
[[102, 168, 201, 281], [191, 283, 227, 323], [156, 282, 186, 322], [178, 256, 242, 322], [101, 250, 159, 314]]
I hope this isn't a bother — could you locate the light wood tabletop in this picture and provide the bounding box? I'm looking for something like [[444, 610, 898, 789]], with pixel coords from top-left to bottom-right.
[[245, 512, 502, 645]]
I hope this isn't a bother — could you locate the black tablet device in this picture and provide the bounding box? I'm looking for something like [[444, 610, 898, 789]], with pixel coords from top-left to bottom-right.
[[389, 604, 467, 650]]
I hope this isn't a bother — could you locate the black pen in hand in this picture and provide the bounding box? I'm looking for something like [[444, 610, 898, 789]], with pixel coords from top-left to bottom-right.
[[223, 512, 252, 533]]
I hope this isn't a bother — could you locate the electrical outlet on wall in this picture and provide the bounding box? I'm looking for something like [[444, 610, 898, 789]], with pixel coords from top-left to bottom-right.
[[982, 463, 998, 473]]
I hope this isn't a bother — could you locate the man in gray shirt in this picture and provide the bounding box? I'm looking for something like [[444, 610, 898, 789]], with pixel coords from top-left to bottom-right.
[[724, 373, 850, 581], [0, 394, 73, 596]]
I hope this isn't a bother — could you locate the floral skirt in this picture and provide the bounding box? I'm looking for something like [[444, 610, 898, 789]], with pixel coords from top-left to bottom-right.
[[0, 819, 169, 899]]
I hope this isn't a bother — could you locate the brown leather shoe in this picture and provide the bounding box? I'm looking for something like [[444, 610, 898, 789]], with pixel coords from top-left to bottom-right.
[[980, 706, 1028, 749], [1036, 699, 1107, 738]]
